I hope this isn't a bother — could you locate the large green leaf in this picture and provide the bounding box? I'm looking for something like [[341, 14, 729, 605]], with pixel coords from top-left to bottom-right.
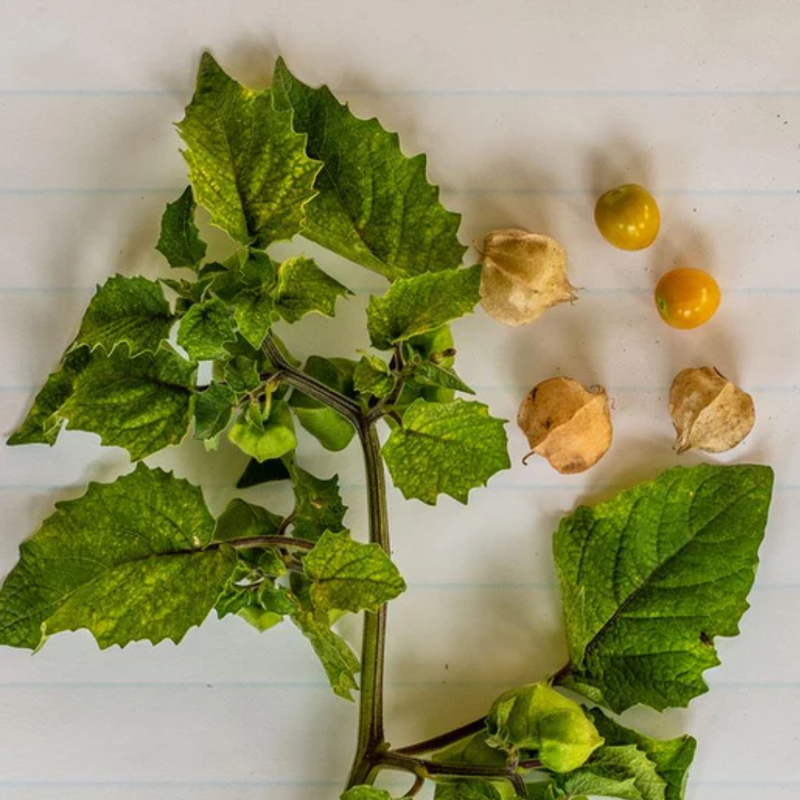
[[273, 256, 351, 323], [304, 531, 406, 614], [588, 710, 696, 800], [71, 276, 174, 357], [59, 345, 196, 460], [155, 186, 207, 270], [383, 399, 510, 505], [0, 465, 235, 649], [178, 52, 321, 247], [554, 463, 774, 712], [366, 265, 482, 349], [272, 58, 466, 280]]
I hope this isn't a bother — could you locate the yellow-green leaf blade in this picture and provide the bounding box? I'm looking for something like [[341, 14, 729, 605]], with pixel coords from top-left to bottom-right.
[[156, 186, 208, 270]]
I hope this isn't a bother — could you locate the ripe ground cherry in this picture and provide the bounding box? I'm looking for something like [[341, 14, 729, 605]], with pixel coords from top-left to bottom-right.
[[594, 184, 660, 250], [654, 267, 720, 329]]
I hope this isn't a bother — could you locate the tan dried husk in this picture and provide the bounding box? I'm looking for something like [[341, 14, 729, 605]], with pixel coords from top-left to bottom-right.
[[480, 229, 577, 326], [517, 377, 612, 474], [669, 367, 755, 454]]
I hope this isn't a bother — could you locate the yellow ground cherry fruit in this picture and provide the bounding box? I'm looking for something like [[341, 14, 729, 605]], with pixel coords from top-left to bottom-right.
[[654, 267, 721, 329], [594, 183, 660, 250]]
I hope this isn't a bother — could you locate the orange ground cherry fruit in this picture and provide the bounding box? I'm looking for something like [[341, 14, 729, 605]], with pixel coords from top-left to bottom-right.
[[654, 267, 721, 329], [594, 183, 660, 250]]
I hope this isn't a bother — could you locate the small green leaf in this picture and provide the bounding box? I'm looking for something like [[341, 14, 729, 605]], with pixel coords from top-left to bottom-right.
[[70, 276, 174, 357], [177, 297, 236, 360], [289, 356, 356, 452], [222, 354, 262, 393], [213, 498, 283, 542], [7, 349, 91, 446], [59, 345, 196, 461], [156, 186, 208, 269], [554, 463, 774, 712], [353, 354, 395, 399], [291, 466, 348, 541], [230, 286, 275, 348], [340, 788, 395, 800], [409, 360, 475, 395], [304, 531, 406, 614], [383, 399, 510, 505], [588, 709, 696, 800], [273, 58, 466, 280], [434, 783, 507, 800], [178, 53, 321, 247], [367, 265, 482, 349], [216, 576, 294, 632], [0, 464, 234, 649], [228, 398, 296, 462], [274, 256, 351, 323], [486, 681, 603, 773], [194, 382, 237, 443], [291, 609, 359, 700], [550, 745, 667, 800], [236, 457, 292, 489]]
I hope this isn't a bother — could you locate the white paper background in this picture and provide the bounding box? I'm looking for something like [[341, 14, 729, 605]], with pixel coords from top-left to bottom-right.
[[2, 1, 799, 798]]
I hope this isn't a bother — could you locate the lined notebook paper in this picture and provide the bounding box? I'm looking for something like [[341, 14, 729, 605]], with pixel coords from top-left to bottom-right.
[[2, 2, 800, 798]]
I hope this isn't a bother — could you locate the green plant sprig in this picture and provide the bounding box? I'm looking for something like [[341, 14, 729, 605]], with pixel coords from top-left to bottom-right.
[[1, 52, 774, 800]]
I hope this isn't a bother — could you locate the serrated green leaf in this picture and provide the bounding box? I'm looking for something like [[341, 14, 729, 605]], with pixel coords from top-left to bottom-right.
[[304, 531, 405, 614], [177, 296, 236, 360], [274, 256, 351, 323], [236, 457, 292, 489], [383, 399, 509, 505], [155, 186, 208, 269], [228, 398, 296, 462], [70, 275, 174, 357], [230, 286, 276, 348], [291, 609, 359, 700], [367, 265, 482, 349], [289, 356, 356, 451], [194, 382, 237, 443], [273, 58, 466, 280], [554, 463, 774, 713], [409, 360, 475, 395], [213, 498, 284, 542], [353, 354, 395, 399], [291, 466, 348, 541], [177, 52, 320, 247], [552, 745, 667, 800], [340, 786, 395, 800], [7, 349, 91, 446], [0, 464, 234, 649], [588, 709, 696, 800], [222, 354, 262, 392], [59, 345, 196, 460], [434, 782, 508, 800]]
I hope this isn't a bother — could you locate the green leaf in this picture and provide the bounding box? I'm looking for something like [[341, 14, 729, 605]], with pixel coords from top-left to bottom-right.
[[7, 348, 91, 446], [291, 466, 348, 541], [486, 681, 603, 773], [434, 783, 507, 800], [554, 463, 774, 712], [70, 276, 174, 357], [304, 531, 406, 614], [409, 360, 475, 395], [177, 52, 320, 247], [228, 398, 296, 462], [353, 354, 395, 399], [177, 297, 236, 360], [274, 256, 351, 323], [194, 382, 237, 444], [367, 265, 482, 349], [291, 609, 359, 700], [550, 745, 667, 800], [59, 345, 196, 461], [289, 356, 356, 451], [383, 399, 510, 505], [213, 498, 283, 542], [155, 186, 208, 269], [222, 354, 262, 392], [236, 457, 292, 489], [588, 709, 696, 800], [273, 58, 466, 280], [340, 786, 395, 800], [230, 286, 275, 348], [0, 464, 235, 649]]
